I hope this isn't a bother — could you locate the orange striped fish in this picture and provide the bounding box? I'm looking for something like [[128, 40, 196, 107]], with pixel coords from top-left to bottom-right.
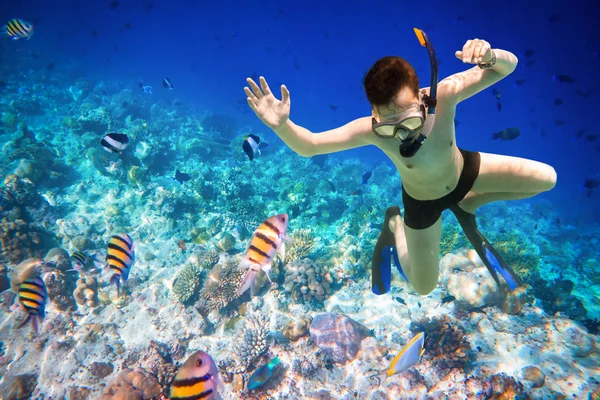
[[3, 19, 34, 41], [17, 275, 47, 334], [169, 350, 223, 400], [237, 213, 292, 297], [106, 233, 135, 297]]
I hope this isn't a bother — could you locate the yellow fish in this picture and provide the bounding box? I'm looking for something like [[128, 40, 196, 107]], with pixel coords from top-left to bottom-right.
[[106, 233, 135, 297], [17, 275, 47, 334], [170, 350, 223, 400]]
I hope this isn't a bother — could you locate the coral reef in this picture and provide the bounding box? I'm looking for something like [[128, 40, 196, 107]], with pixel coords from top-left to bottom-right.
[[0, 218, 45, 265], [309, 313, 371, 364], [284, 228, 316, 264], [171, 263, 202, 305], [230, 313, 270, 373], [198, 257, 246, 314], [0, 374, 38, 400], [133, 341, 178, 395], [410, 315, 474, 372], [98, 368, 161, 400], [74, 276, 99, 308], [485, 373, 526, 399], [282, 258, 333, 303], [282, 314, 312, 342], [89, 362, 114, 378]]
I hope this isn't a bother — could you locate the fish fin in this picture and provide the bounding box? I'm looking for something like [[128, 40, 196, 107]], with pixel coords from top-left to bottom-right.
[[262, 263, 273, 282], [237, 258, 252, 271], [237, 268, 257, 297], [278, 242, 286, 261], [491, 131, 501, 140], [110, 274, 121, 298], [450, 206, 523, 292]]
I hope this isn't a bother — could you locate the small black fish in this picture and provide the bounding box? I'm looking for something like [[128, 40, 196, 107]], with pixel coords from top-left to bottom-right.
[[46, 62, 56, 71], [576, 129, 585, 139], [394, 297, 406, 305], [496, 101, 502, 111], [174, 170, 191, 184], [491, 127, 520, 140], [491, 88, 501, 100], [576, 89, 593, 98], [109, 0, 120, 9], [326, 179, 336, 192], [553, 74, 574, 83], [361, 170, 372, 185], [524, 49, 535, 58], [162, 77, 173, 89], [554, 98, 563, 105], [441, 295, 455, 304], [555, 120, 566, 127], [586, 135, 598, 142], [329, 104, 338, 111], [515, 79, 526, 86]]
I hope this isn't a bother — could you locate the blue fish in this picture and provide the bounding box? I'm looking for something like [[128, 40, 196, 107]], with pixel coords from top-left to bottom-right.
[[247, 357, 280, 390]]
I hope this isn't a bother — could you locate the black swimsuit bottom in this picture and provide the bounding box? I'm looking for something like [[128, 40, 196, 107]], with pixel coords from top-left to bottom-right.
[[401, 148, 481, 230]]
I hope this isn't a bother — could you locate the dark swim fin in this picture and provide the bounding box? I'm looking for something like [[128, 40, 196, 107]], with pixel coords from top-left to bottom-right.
[[372, 206, 408, 295], [450, 205, 524, 292]]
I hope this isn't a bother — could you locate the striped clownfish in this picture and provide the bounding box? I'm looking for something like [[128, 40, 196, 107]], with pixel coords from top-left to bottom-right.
[[106, 233, 135, 298], [17, 276, 47, 334], [387, 331, 426, 377], [237, 213, 292, 297], [170, 350, 223, 400], [3, 19, 34, 41]]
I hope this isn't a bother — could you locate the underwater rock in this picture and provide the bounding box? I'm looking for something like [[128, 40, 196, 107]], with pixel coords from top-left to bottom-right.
[[282, 314, 312, 342], [486, 373, 525, 399], [521, 365, 545, 388], [44, 247, 71, 271], [0, 374, 38, 400], [74, 276, 99, 308], [90, 361, 114, 378], [442, 252, 503, 310], [309, 312, 370, 364], [554, 319, 595, 357], [0, 264, 9, 292], [14, 159, 43, 183], [98, 367, 161, 400], [283, 258, 333, 303], [68, 386, 91, 400], [501, 286, 527, 314], [8, 257, 43, 292], [216, 231, 236, 252]]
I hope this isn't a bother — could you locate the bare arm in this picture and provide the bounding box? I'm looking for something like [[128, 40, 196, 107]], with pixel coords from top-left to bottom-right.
[[274, 116, 373, 158], [439, 47, 518, 105]]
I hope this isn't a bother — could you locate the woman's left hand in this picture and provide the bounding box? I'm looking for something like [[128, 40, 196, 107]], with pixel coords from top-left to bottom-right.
[[455, 39, 493, 64]]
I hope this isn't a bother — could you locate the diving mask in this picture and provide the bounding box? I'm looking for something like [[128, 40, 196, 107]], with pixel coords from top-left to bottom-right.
[[372, 100, 426, 140]]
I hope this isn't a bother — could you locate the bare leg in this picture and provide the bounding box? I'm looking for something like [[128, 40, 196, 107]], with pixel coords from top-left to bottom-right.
[[389, 214, 442, 295], [458, 191, 541, 214]]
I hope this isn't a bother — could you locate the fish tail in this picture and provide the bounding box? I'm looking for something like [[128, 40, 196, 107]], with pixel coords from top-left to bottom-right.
[[110, 274, 121, 298], [32, 315, 39, 335], [491, 132, 500, 140], [237, 268, 258, 297]]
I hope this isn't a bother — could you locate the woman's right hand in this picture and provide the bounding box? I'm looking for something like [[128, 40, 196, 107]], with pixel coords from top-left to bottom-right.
[[244, 76, 290, 131]]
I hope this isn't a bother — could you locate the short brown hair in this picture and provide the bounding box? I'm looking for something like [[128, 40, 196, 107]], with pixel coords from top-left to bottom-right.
[[363, 56, 420, 107]]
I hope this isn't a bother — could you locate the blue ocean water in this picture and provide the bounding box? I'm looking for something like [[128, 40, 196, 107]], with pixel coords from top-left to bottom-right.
[[0, 0, 599, 399]]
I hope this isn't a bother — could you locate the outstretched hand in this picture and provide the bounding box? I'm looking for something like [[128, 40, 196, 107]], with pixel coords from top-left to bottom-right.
[[455, 38, 493, 64], [244, 76, 291, 131]]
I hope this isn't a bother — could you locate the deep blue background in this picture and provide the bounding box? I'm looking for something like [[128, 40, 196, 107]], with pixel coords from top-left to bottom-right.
[[1, 0, 599, 222]]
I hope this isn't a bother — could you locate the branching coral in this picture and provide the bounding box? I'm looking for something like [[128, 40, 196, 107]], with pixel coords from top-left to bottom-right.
[[284, 229, 316, 264], [488, 229, 540, 282], [410, 315, 474, 372], [283, 258, 333, 303], [171, 264, 202, 305], [198, 258, 245, 313], [230, 313, 270, 373], [440, 222, 469, 255]]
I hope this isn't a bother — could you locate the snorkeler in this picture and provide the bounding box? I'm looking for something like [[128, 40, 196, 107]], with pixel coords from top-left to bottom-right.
[[243, 29, 556, 296]]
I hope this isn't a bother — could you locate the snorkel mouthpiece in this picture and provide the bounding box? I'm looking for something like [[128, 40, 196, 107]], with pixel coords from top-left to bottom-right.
[[399, 28, 439, 158]]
